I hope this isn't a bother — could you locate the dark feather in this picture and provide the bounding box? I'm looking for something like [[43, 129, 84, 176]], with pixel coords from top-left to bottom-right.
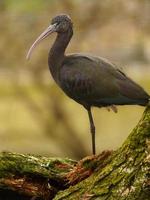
[[59, 54, 149, 107]]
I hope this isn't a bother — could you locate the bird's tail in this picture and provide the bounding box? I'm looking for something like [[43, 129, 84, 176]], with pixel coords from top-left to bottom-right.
[[139, 96, 150, 106]]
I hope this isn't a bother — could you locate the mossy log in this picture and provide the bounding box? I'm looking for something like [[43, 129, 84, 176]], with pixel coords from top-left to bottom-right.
[[0, 105, 150, 200]]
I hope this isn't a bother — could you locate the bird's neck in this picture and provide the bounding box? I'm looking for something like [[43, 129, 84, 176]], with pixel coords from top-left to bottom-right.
[[48, 28, 73, 82]]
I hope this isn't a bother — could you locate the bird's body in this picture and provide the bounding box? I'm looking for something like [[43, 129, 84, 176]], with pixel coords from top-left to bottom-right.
[[27, 14, 149, 155], [57, 54, 149, 108]]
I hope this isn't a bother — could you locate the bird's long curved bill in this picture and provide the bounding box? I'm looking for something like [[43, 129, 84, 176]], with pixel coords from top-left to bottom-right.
[[26, 23, 57, 60]]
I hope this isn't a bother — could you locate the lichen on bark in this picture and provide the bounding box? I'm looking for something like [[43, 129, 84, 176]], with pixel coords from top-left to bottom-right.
[[54, 105, 150, 200], [0, 105, 149, 200]]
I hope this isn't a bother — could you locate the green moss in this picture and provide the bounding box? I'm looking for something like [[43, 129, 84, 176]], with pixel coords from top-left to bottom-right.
[[0, 152, 76, 180], [54, 106, 150, 199], [0, 106, 149, 199]]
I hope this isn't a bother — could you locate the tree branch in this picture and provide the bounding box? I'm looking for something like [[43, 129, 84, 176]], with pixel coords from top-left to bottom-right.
[[0, 105, 150, 200]]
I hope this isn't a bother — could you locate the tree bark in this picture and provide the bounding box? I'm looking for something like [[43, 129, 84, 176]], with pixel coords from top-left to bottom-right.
[[0, 105, 150, 200]]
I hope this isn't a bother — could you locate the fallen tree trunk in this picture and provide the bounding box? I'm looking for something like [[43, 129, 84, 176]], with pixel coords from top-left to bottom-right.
[[0, 105, 150, 200]]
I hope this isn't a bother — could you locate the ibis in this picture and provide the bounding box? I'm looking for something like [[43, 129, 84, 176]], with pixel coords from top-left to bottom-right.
[[27, 14, 149, 155]]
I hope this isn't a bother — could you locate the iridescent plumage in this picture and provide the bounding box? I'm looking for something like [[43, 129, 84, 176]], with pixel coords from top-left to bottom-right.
[[27, 14, 149, 155]]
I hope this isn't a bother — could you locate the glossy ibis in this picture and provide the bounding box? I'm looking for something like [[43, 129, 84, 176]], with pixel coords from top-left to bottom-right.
[[27, 14, 149, 155]]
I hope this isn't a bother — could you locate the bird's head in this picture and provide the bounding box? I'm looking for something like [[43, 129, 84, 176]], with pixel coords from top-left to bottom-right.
[[26, 14, 72, 60], [51, 14, 72, 33]]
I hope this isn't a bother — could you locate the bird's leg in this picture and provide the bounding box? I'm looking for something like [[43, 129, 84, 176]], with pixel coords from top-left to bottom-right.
[[87, 108, 96, 155]]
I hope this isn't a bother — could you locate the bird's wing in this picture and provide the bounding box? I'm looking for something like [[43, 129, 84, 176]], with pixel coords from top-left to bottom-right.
[[60, 54, 119, 100], [116, 75, 149, 100], [60, 54, 149, 105]]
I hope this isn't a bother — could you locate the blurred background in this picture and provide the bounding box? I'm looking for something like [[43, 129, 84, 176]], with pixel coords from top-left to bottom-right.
[[0, 0, 150, 159]]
